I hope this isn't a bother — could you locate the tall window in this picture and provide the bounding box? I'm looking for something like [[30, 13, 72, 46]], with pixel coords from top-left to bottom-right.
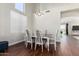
[[15, 3, 24, 12]]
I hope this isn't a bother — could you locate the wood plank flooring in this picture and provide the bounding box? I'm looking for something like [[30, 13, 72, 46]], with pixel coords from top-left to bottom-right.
[[1, 34, 79, 56]]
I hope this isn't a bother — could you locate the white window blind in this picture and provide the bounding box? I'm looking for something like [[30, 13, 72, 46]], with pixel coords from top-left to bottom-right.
[[10, 10, 27, 33]]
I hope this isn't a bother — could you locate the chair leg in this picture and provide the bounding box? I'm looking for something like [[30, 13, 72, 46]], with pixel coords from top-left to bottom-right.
[[47, 43, 49, 52], [54, 43, 56, 51], [47, 39, 49, 52], [42, 45, 43, 52], [31, 43, 32, 49], [25, 42, 28, 48], [35, 44, 37, 50], [48, 45, 49, 52]]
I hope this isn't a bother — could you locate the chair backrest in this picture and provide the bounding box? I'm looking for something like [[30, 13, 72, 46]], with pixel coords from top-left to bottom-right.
[[35, 30, 42, 43], [45, 30, 48, 37], [44, 30, 54, 38], [26, 29, 32, 41]]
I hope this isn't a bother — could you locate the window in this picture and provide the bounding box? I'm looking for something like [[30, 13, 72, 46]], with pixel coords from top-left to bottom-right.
[[15, 3, 24, 12]]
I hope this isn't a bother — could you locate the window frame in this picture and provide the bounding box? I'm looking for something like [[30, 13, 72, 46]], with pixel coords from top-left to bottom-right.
[[15, 3, 25, 13]]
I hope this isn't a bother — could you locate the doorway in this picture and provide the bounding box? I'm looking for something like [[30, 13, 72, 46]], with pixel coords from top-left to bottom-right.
[[66, 23, 68, 35], [60, 24, 66, 35], [60, 23, 68, 36]]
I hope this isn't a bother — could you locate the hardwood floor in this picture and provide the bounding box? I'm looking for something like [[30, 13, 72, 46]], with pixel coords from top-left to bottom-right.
[[1, 34, 79, 56]]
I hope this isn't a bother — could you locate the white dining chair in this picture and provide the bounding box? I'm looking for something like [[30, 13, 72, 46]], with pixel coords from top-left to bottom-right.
[[35, 30, 43, 52], [24, 29, 33, 49], [50, 34, 56, 51], [44, 30, 57, 51]]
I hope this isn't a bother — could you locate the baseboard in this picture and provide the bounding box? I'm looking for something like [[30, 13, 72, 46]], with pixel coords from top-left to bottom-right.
[[9, 40, 24, 46], [8, 39, 60, 46]]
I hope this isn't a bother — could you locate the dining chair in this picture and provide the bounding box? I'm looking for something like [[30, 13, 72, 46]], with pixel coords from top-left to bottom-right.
[[44, 30, 56, 51], [35, 30, 43, 52], [24, 29, 33, 49], [50, 34, 56, 51]]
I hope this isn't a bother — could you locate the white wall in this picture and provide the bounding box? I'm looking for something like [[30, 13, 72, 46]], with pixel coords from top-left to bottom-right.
[[61, 17, 79, 35], [25, 3, 35, 33], [61, 7, 79, 35], [34, 9, 60, 43], [61, 9, 79, 18], [0, 4, 12, 36], [0, 3, 27, 46]]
